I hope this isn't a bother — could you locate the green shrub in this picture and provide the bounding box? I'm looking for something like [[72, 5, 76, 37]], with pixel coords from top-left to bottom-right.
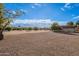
[[12, 27, 33, 30], [5, 27, 12, 31], [27, 27, 32, 30], [12, 27, 17, 30], [51, 26, 61, 31], [16, 28, 22, 30], [0, 27, 2, 30], [33, 27, 38, 30], [51, 22, 61, 31], [22, 28, 28, 30]]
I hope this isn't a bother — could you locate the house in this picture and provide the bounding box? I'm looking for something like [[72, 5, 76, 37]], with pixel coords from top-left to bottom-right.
[[60, 26, 76, 33], [75, 25, 79, 32]]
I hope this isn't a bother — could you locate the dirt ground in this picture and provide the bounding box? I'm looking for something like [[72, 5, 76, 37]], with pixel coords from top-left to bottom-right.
[[0, 30, 79, 56]]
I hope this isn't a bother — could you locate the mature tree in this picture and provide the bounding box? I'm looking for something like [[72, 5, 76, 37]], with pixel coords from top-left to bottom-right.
[[66, 21, 74, 26], [76, 20, 79, 26], [0, 4, 25, 40], [51, 22, 61, 31]]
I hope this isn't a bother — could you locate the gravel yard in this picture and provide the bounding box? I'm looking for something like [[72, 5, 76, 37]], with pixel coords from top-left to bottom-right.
[[0, 30, 79, 56]]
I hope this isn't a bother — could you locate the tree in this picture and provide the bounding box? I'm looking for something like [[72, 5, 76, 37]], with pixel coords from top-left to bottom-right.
[[33, 27, 38, 30], [67, 21, 74, 26], [0, 4, 25, 40], [76, 20, 79, 26], [51, 22, 61, 31]]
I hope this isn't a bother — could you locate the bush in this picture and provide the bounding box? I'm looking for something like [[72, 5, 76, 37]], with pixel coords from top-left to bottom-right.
[[16, 28, 22, 30], [51, 25, 61, 31], [0, 27, 2, 30], [5, 27, 12, 31], [22, 28, 28, 30], [12, 27, 33, 30], [51, 22, 61, 31], [33, 27, 38, 30], [12, 27, 17, 30], [27, 27, 32, 30]]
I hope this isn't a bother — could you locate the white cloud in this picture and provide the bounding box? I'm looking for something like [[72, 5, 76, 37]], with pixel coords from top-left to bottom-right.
[[11, 19, 67, 28], [11, 11, 16, 15], [12, 19, 52, 24], [32, 5, 35, 8], [31, 3, 46, 9], [72, 16, 79, 20], [12, 19, 53, 28], [10, 9, 27, 15], [61, 3, 72, 11], [64, 3, 71, 8], [20, 9, 27, 13], [60, 8, 65, 11], [31, 3, 41, 8], [34, 3, 41, 7]]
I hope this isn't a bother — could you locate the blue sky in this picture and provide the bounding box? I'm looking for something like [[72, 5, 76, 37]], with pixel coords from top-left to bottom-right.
[[4, 3, 79, 28]]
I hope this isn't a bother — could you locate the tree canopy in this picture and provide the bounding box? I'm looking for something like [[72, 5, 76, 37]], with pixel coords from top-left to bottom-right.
[[66, 21, 74, 26], [51, 22, 61, 31], [76, 20, 79, 26], [0, 3, 25, 31]]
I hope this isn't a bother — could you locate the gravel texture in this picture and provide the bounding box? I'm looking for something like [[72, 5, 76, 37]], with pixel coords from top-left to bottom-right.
[[0, 30, 79, 56]]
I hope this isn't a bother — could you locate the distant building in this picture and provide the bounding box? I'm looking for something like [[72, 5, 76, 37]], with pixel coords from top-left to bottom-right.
[[75, 25, 79, 32], [60, 26, 76, 32]]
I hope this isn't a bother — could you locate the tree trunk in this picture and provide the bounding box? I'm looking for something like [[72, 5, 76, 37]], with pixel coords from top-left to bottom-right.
[[0, 31, 4, 40], [0, 21, 10, 40]]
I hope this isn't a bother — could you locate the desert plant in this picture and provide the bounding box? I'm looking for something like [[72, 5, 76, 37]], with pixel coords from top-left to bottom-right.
[[76, 20, 79, 26], [5, 27, 12, 31], [27, 27, 32, 30], [0, 4, 25, 40], [51, 22, 61, 32], [33, 27, 38, 30], [67, 21, 74, 26]]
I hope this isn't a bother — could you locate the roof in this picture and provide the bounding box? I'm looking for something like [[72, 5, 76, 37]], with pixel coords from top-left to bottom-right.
[[60, 26, 76, 29]]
